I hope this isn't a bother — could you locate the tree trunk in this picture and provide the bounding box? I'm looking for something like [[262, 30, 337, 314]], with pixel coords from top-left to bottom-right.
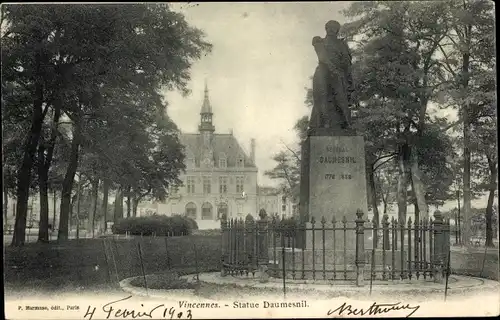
[[382, 186, 389, 214], [126, 185, 131, 218], [397, 145, 409, 224], [38, 105, 61, 242], [113, 187, 123, 223], [91, 178, 99, 238], [102, 179, 109, 232], [461, 22, 472, 247], [58, 119, 81, 241], [463, 121, 472, 246], [52, 189, 57, 228], [12, 82, 45, 246], [3, 183, 8, 229], [485, 155, 497, 247], [132, 196, 138, 217], [75, 174, 82, 239], [37, 143, 50, 242], [409, 148, 427, 220], [368, 165, 380, 247]]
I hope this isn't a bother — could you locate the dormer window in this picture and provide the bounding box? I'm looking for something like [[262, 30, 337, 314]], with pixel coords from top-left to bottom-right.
[[185, 149, 195, 168], [219, 153, 227, 168], [236, 156, 244, 168]]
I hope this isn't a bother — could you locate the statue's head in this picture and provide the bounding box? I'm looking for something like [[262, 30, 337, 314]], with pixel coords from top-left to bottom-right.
[[325, 20, 341, 36], [312, 36, 322, 46]]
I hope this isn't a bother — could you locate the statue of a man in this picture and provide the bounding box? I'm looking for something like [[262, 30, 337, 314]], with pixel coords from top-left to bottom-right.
[[310, 20, 354, 131]]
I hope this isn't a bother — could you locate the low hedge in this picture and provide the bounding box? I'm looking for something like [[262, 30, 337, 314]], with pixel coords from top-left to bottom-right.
[[112, 215, 198, 236]]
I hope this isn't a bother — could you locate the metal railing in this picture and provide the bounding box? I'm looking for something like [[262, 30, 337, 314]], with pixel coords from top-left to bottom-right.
[[220, 211, 451, 286]]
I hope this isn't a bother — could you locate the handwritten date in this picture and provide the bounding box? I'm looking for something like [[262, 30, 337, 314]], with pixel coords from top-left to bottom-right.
[[84, 296, 192, 320]]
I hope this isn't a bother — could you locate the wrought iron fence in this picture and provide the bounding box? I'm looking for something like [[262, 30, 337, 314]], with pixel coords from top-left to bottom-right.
[[220, 210, 451, 286]]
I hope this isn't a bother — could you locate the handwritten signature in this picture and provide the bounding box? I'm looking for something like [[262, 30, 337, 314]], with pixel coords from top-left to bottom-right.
[[328, 301, 420, 318], [83, 295, 192, 320]]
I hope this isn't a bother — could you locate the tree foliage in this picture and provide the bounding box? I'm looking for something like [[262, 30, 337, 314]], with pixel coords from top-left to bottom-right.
[[2, 4, 211, 245]]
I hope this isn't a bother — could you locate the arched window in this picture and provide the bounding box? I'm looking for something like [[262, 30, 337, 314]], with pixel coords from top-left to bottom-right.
[[185, 202, 197, 220], [201, 202, 213, 220], [217, 203, 228, 220]]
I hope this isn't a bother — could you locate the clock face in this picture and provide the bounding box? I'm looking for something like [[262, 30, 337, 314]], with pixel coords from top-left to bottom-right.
[[203, 157, 212, 167]]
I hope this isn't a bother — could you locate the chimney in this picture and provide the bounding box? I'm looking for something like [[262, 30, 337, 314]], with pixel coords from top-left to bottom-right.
[[250, 138, 256, 164]]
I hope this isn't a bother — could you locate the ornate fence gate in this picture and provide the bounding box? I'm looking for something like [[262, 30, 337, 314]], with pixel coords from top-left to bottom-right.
[[221, 210, 451, 286]]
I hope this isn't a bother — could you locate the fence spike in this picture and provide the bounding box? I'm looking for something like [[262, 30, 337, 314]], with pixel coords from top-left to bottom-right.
[[342, 215, 347, 224], [356, 209, 364, 219], [408, 216, 412, 227], [321, 216, 326, 225], [245, 214, 254, 223], [331, 215, 337, 225], [310, 216, 316, 225]]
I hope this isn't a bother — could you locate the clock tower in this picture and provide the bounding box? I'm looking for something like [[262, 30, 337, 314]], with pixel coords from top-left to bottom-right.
[[199, 81, 215, 168]]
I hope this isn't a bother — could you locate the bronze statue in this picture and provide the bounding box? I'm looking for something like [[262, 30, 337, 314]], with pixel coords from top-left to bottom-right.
[[310, 20, 354, 131]]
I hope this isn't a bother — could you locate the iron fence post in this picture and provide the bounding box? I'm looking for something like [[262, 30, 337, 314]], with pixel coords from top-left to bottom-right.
[[245, 214, 255, 276], [220, 213, 228, 277], [355, 209, 365, 287], [258, 211, 269, 283], [382, 214, 390, 250], [433, 211, 444, 283]]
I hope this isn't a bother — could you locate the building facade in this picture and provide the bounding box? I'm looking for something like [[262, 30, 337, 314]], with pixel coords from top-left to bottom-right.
[[257, 186, 297, 219], [140, 84, 259, 224]]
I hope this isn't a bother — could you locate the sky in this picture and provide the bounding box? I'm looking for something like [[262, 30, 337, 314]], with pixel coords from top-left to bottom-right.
[[163, 2, 352, 187]]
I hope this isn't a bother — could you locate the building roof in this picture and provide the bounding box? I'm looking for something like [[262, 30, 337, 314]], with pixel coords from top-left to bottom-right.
[[180, 133, 256, 168]]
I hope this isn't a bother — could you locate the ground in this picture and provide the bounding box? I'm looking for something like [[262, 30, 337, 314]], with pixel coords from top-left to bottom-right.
[[4, 233, 498, 298], [4, 234, 221, 296]]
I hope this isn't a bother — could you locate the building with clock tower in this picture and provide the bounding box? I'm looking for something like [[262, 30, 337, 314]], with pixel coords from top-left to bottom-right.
[[144, 83, 259, 228]]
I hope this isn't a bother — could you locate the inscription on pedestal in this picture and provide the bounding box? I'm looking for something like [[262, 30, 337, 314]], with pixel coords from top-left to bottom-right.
[[308, 135, 368, 220], [299, 135, 369, 250]]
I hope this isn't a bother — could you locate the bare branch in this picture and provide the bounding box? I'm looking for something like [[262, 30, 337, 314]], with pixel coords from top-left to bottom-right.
[[279, 139, 300, 163], [374, 154, 397, 172]]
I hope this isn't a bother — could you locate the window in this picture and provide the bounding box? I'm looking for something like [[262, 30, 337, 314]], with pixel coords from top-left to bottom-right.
[[219, 157, 227, 168], [236, 156, 244, 168], [236, 176, 244, 193], [217, 203, 228, 220], [236, 204, 243, 216], [185, 202, 197, 220], [219, 176, 228, 194], [203, 176, 211, 194], [187, 176, 196, 194], [186, 157, 196, 168], [202, 202, 213, 220]]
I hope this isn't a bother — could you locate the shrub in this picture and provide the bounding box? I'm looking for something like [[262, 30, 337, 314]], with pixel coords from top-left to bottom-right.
[[111, 215, 196, 236], [179, 215, 198, 231]]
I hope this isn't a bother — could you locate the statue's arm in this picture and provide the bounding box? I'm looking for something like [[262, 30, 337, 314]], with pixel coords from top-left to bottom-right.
[[314, 43, 332, 66]]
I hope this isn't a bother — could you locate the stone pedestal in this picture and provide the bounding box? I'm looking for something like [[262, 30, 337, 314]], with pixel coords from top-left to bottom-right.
[[299, 130, 369, 250]]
